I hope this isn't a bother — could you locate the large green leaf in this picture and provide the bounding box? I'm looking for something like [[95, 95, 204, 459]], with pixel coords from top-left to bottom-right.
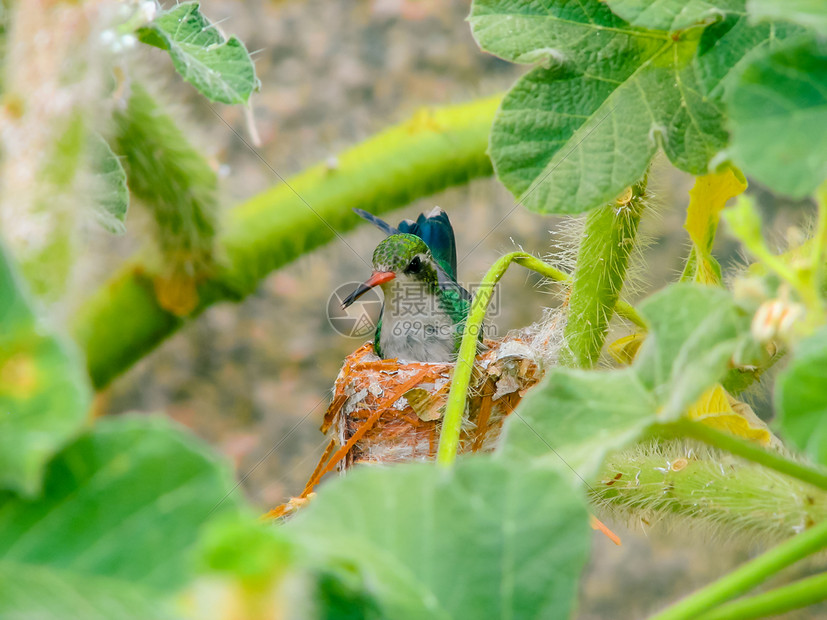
[[288, 458, 591, 620], [501, 284, 749, 479], [727, 37, 827, 197], [695, 15, 806, 97], [0, 563, 173, 620], [0, 415, 241, 596], [470, 0, 728, 214], [0, 242, 91, 496], [748, 0, 827, 36], [605, 0, 745, 32], [137, 2, 258, 104], [775, 327, 827, 467]]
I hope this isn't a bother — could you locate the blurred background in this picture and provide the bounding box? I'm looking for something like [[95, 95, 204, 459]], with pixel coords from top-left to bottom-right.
[[67, 1, 817, 617]]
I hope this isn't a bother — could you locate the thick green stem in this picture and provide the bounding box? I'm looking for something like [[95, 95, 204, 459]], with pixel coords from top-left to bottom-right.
[[74, 95, 501, 389], [651, 518, 827, 620], [560, 179, 647, 368], [697, 572, 827, 620], [660, 420, 827, 492], [591, 440, 827, 543]]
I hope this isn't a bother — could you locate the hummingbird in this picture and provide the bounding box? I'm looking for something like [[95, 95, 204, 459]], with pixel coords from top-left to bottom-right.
[[342, 207, 473, 363]]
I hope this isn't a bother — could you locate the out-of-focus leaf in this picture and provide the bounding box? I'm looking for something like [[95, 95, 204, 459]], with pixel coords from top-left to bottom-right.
[[727, 37, 827, 197], [682, 168, 747, 284], [288, 459, 591, 620], [748, 0, 827, 36], [605, 0, 745, 31], [88, 132, 128, 235], [775, 327, 827, 466], [0, 242, 91, 496], [469, 0, 727, 214], [137, 2, 258, 104], [0, 416, 242, 593], [502, 284, 749, 480], [0, 563, 174, 620], [695, 15, 806, 97]]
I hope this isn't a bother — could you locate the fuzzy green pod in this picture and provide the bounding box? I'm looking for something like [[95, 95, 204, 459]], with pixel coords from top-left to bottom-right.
[[112, 83, 219, 316], [560, 178, 647, 368]]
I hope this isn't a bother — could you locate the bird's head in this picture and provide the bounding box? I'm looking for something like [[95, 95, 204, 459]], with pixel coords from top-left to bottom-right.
[[342, 233, 439, 308]]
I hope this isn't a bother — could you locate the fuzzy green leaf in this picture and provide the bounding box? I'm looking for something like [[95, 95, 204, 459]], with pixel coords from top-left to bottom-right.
[[0, 243, 91, 497], [502, 284, 748, 479], [289, 459, 591, 620], [695, 15, 806, 97], [0, 416, 241, 594], [604, 0, 745, 32], [470, 0, 728, 214], [137, 2, 258, 104], [88, 133, 128, 235], [748, 0, 827, 36], [775, 327, 827, 466], [727, 37, 827, 198]]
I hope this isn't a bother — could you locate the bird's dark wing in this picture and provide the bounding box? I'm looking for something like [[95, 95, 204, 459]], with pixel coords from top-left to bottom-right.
[[353, 208, 400, 236], [398, 207, 458, 281]]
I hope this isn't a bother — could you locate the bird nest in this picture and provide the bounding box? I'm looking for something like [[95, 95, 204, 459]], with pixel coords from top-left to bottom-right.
[[268, 330, 550, 518]]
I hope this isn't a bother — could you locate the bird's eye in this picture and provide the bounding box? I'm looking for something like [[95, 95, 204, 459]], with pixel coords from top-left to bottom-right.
[[405, 256, 422, 274]]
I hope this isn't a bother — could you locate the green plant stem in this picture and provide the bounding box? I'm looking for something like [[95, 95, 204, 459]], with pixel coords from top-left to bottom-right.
[[592, 440, 827, 544], [437, 252, 524, 466], [696, 572, 827, 620], [651, 519, 827, 620], [560, 179, 647, 368], [74, 95, 502, 389], [658, 420, 827, 491]]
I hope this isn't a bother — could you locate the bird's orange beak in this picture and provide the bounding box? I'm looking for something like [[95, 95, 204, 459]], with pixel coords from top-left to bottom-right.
[[341, 271, 395, 308]]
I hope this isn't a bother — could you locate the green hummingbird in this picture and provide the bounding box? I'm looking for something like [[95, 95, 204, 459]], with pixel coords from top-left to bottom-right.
[[342, 207, 473, 363]]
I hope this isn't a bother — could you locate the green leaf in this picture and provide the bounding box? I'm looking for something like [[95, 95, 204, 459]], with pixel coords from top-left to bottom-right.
[[727, 37, 827, 198], [88, 132, 129, 235], [604, 0, 745, 32], [695, 15, 806, 97], [501, 284, 748, 478], [137, 2, 258, 104], [470, 0, 728, 214], [0, 415, 241, 594], [0, 563, 174, 620], [748, 0, 827, 36], [501, 368, 656, 480], [288, 459, 591, 620], [775, 327, 827, 466], [634, 285, 748, 416], [0, 242, 91, 496]]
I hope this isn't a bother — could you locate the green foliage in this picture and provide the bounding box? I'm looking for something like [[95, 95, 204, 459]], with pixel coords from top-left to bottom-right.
[[775, 327, 827, 466], [137, 2, 258, 105], [87, 132, 129, 235], [502, 285, 748, 479], [288, 458, 591, 620], [0, 416, 242, 617], [470, 0, 727, 214], [0, 563, 173, 620], [0, 243, 90, 497], [748, 0, 827, 35], [727, 37, 827, 198], [604, 0, 745, 32]]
